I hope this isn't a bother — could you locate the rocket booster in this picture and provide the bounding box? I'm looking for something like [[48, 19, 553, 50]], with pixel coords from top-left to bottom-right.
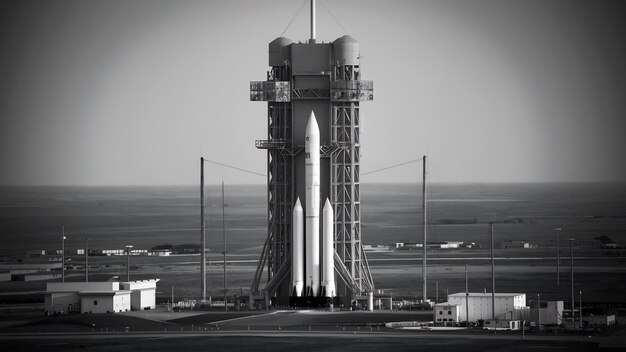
[[305, 111, 320, 297], [322, 198, 335, 298], [292, 198, 304, 297]]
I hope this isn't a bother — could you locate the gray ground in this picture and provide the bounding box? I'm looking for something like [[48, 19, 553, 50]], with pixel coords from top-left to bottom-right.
[[1, 309, 625, 351]]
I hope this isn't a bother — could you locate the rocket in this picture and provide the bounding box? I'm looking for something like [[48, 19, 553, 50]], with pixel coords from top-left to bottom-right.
[[305, 112, 321, 297], [292, 111, 335, 302]]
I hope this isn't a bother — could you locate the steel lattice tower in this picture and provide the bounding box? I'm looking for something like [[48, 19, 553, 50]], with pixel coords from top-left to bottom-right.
[[249, 5, 373, 307]]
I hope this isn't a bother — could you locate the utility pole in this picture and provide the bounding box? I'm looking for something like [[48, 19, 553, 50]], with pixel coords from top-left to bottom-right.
[[537, 293, 541, 332], [61, 227, 66, 282], [554, 228, 561, 285], [422, 155, 427, 302], [570, 238, 575, 328], [579, 290, 583, 330], [222, 181, 228, 311], [491, 222, 495, 320], [126, 245, 133, 282], [85, 237, 89, 282], [465, 264, 469, 327], [201, 157, 206, 302]]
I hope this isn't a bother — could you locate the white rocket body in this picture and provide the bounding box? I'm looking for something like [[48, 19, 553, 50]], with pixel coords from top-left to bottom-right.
[[305, 112, 321, 297], [292, 198, 304, 297], [322, 199, 335, 298]]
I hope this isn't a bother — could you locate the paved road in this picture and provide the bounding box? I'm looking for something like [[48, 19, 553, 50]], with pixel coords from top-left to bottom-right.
[[1, 330, 621, 352]]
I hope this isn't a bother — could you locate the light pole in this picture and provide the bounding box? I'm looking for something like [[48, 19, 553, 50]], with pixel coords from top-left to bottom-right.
[[222, 181, 228, 312], [569, 238, 575, 328], [537, 293, 541, 332], [490, 222, 495, 321], [126, 245, 133, 282], [85, 237, 89, 282], [465, 264, 469, 328], [554, 228, 561, 285], [61, 227, 66, 282], [579, 290, 583, 330]]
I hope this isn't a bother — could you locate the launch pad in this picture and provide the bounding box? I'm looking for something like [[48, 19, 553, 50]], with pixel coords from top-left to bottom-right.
[[249, 0, 374, 308]]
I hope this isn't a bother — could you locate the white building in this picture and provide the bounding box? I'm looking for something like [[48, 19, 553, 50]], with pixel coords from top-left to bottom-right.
[[45, 282, 130, 314], [537, 301, 563, 326], [447, 292, 526, 322], [44, 279, 159, 314], [501, 241, 536, 249], [120, 279, 160, 310], [433, 303, 461, 324]]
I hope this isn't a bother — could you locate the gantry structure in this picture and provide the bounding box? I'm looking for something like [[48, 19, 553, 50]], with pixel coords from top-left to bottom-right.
[[249, 16, 373, 307]]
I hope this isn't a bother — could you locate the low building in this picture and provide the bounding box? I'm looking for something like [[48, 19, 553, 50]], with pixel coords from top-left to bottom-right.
[[433, 303, 461, 324], [583, 314, 616, 327], [45, 282, 130, 314], [529, 300, 563, 326], [25, 250, 46, 258], [484, 319, 522, 330], [44, 279, 159, 314], [101, 249, 125, 256], [447, 292, 526, 322], [148, 250, 171, 256], [501, 240, 537, 249], [0, 271, 11, 282], [12, 272, 61, 281], [120, 279, 160, 310]]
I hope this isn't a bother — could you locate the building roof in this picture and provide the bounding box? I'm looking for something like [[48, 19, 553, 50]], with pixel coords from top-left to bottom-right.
[[449, 292, 525, 298], [78, 290, 131, 296]]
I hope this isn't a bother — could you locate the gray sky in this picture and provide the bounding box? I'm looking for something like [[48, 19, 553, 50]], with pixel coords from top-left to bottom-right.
[[1, 0, 625, 185]]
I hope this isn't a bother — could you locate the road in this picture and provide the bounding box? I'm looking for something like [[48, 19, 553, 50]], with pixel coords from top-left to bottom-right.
[[1, 329, 622, 352]]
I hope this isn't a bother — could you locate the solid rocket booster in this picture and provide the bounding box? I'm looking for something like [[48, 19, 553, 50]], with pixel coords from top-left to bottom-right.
[[322, 198, 335, 298], [305, 111, 321, 297], [292, 198, 304, 297]]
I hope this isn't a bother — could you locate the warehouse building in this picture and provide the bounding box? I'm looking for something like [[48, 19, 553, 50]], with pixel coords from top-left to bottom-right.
[[44, 279, 159, 315], [120, 279, 159, 310], [446, 292, 526, 322]]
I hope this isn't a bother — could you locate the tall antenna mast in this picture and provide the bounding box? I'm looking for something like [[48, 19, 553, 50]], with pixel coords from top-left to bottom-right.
[[200, 157, 206, 301], [309, 0, 316, 44], [222, 181, 228, 311], [422, 155, 427, 301]]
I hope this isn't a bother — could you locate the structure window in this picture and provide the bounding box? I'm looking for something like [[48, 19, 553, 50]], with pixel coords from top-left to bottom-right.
[[439, 311, 442, 315], [448, 310, 452, 314], [94, 300, 98, 306]]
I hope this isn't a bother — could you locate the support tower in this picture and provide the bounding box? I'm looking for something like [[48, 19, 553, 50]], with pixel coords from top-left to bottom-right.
[[250, 2, 374, 307]]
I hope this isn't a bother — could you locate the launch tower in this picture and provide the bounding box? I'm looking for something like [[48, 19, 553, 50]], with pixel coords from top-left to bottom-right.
[[250, 1, 373, 307]]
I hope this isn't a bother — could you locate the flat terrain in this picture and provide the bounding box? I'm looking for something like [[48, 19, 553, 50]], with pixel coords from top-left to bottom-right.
[[1, 310, 625, 351], [2, 248, 625, 304]]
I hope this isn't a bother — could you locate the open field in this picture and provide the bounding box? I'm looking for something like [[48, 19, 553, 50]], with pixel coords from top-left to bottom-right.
[[1, 309, 625, 351], [2, 248, 625, 307]]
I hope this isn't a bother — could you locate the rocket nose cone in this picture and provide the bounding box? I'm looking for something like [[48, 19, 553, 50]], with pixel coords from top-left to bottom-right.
[[294, 197, 303, 210], [306, 111, 319, 132], [323, 198, 332, 211]]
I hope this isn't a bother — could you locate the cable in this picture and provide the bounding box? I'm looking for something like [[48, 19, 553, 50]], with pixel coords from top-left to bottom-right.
[[320, 0, 348, 34], [280, 0, 308, 37], [362, 158, 421, 176], [202, 158, 265, 178], [320, 0, 349, 35]]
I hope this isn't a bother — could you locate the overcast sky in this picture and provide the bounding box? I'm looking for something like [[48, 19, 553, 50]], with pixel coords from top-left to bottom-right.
[[1, 0, 625, 186]]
